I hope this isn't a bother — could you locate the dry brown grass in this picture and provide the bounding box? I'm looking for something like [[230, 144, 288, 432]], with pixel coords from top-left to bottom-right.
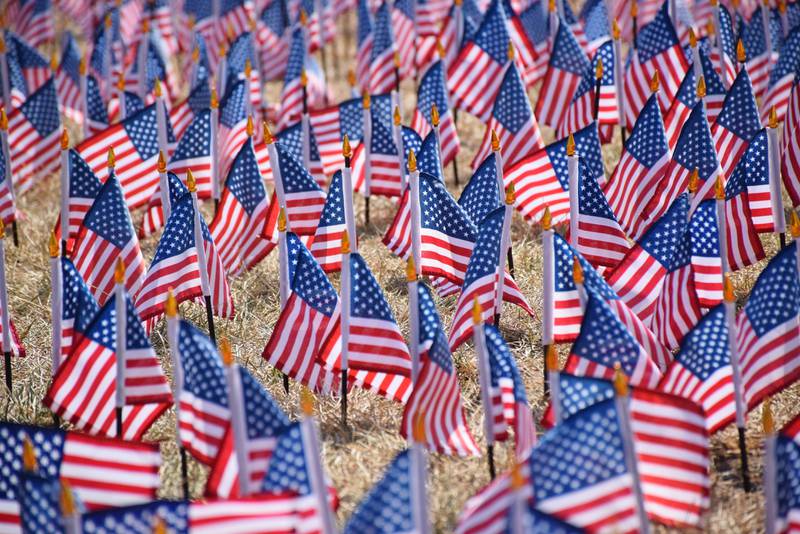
[[1, 10, 798, 533]]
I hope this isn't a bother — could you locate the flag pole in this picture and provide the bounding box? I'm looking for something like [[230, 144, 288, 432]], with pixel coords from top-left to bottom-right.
[[393, 51, 401, 113], [435, 39, 459, 187], [764, 398, 777, 534], [0, 35, 10, 122], [114, 257, 126, 439], [0, 217, 10, 393], [546, 345, 561, 423], [301, 69, 311, 174], [409, 150, 422, 277], [362, 91, 372, 225], [715, 176, 730, 275], [277, 207, 291, 395], [79, 53, 88, 141], [472, 298, 496, 479], [407, 257, 420, 382], [431, 104, 445, 183], [211, 87, 220, 216], [593, 58, 603, 122], [165, 289, 190, 498], [492, 129, 515, 278], [299, 389, 338, 534], [723, 274, 752, 492], [631, 1, 638, 49], [410, 412, 432, 534], [136, 19, 150, 100], [103, 14, 113, 101], [340, 230, 351, 431], [221, 339, 251, 496], [49, 233, 61, 378], [59, 128, 70, 255], [541, 206, 553, 397], [566, 133, 579, 249], [393, 106, 406, 191], [613, 364, 651, 533], [508, 462, 526, 534], [244, 60, 253, 117], [494, 184, 514, 326], [0, 109, 17, 247], [188, 170, 216, 345], [767, 107, 787, 248], [157, 151, 170, 222], [611, 20, 626, 144], [60, 481, 81, 534], [115, 71, 127, 122]]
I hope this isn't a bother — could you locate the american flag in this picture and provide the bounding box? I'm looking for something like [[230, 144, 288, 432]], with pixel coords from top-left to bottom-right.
[[623, 3, 689, 129], [415, 130, 443, 181], [344, 450, 418, 533], [309, 93, 392, 175], [646, 101, 722, 226], [570, 158, 630, 269], [688, 199, 723, 309], [44, 288, 173, 440], [392, 0, 417, 80], [107, 90, 146, 125], [580, 0, 611, 52], [448, 0, 512, 121], [57, 257, 99, 364], [604, 93, 670, 239], [71, 173, 146, 304], [6, 77, 60, 195], [458, 153, 503, 225], [705, 5, 737, 87], [516, 0, 552, 85], [206, 365, 292, 498], [767, 413, 800, 534], [54, 34, 83, 126], [274, 119, 326, 186], [2, 33, 44, 108], [217, 81, 249, 179], [506, 122, 603, 226], [148, 0, 178, 56], [658, 304, 736, 433], [401, 282, 480, 456], [535, 20, 590, 129], [278, 27, 308, 130], [225, 32, 264, 121], [607, 194, 689, 327], [722, 135, 769, 268], [262, 237, 340, 393], [261, 421, 336, 533], [663, 51, 727, 149], [0, 119, 16, 228], [126, 35, 174, 106], [310, 170, 346, 271], [356, 0, 373, 89], [504, 3, 544, 87], [256, 0, 290, 82], [189, 494, 312, 534], [262, 141, 326, 239], [565, 287, 663, 388], [12, 0, 54, 49], [17, 471, 69, 533], [79, 103, 177, 208], [474, 62, 544, 171], [484, 324, 537, 460], [369, 2, 397, 94], [85, 74, 109, 135], [711, 68, 763, 180], [448, 206, 533, 351], [169, 80, 211, 141], [736, 244, 800, 415], [742, 5, 781, 99], [0, 422, 161, 531], [761, 28, 800, 122], [137, 191, 233, 323], [350, 119, 403, 198], [561, 40, 620, 141], [436, 0, 479, 71], [210, 139, 275, 275], [140, 170, 187, 238], [412, 60, 460, 166], [783, 73, 800, 206]]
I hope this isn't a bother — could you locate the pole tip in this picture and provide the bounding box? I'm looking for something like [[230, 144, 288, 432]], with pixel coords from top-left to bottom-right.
[[61, 128, 69, 150], [49, 232, 59, 258], [430, 104, 440, 127], [300, 67, 307, 88], [186, 168, 197, 193], [572, 256, 584, 285], [723, 273, 734, 302], [114, 257, 125, 285], [362, 91, 371, 109], [505, 183, 515, 205], [407, 149, 417, 173], [613, 362, 628, 397], [510, 460, 525, 490], [245, 58, 253, 79], [246, 116, 254, 138], [688, 28, 697, 48], [60, 481, 75, 516], [152, 516, 167, 534], [507, 40, 515, 62], [22, 434, 36, 472], [769, 106, 778, 129], [300, 387, 315, 416], [545, 344, 558, 371], [0, 108, 6, 131], [715, 174, 725, 200], [412, 410, 426, 443], [278, 207, 287, 232], [393, 51, 401, 69], [0, 218, 6, 240], [630, 1, 638, 16], [165, 287, 177, 318], [763, 397, 774, 433], [696, 76, 706, 99], [612, 19, 621, 40], [737, 39, 747, 63], [688, 168, 699, 193], [548, 0, 556, 12], [210, 86, 218, 109], [393, 106, 401, 126], [791, 210, 800, 239], [347, 68, 356, 87], [219, 337, 234, 366], [342, 135, 352, 158], [595, 57, 603, 80], [341, 229, 351, 254], [491, 129, 501, 152], [566, 133, 575, 157], [436, 38, 445, 59], [406, 256, 417, 282], [50, 49, 58, 72], [192, 45, 200, 63], [154, 78, 162, 98], [542, 205, 552, 231], [107, 146, 116, 169], [472, 296, 482, 326], [779, 0, 787, 13], [263, 120, 274, 144], [79, 53, 87, 76], [299, 8, 308, 26], [116, 70, 125, 91], [157, 150, 166, 173], [650, 71, 660, 93]]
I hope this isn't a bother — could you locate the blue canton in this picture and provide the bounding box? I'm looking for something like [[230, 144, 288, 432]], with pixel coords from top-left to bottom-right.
[[86, 292, 152, 351], [462, 206, 505, 287], [726, 129, 768, 199], [485, 324, 528, 405], [674, 304, 730, 381], [178, 320, 228, 408], [458, 153, 503, 225], [546, 123, 604, 191], [0, 423, 66, 501], [370, 3, 394, 61], [261, 422, 312, 495], [220, 81, 247, 129], [472, 0, 511, 64], [716, 70, 761, 141], [61, 258, 100, 333], [419, 172, 478, 240], [636, 3, 680, 62], [417, 61, 449, 128], [550, 21, 590, 74], [151, 194, 195, 264], [553, 233, 616, 298], [240, 367, 291, 441], [555, 373, 615, 422], [349, 253, 397, 322], [81, 501, 189, 534], [673, 103, 719, 183], [344, 450, 414, 534], [19, 79, 60, 137], [84, 174, 135, 249], [291, 241, 339, 316], [626, 95, 668, 167], [688, 199, 720, 259], [225, 139, 266, 215], [744, 245, 800, 336], [275, 143, 323, 194], [638, 193, 688, 268], [417, 283, 455, 373], [318, 170, 344, 228], [494, 64, 533, 133], [19, 472, 64, 534], [123, 104, 176, 162], [68, 150, 101, 198], [171, 110, 212, 162], [417, 131, 442, 181]]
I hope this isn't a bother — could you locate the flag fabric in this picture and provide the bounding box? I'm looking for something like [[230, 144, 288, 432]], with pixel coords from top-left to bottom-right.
[[0, 130, 15, 228], [736, 244, 800, 414], [54, 33, 83, 125], [13, 0, 54, 49], [169, 77, 211, 140], [474, 62, 544, 171], [351, 118, 404, 198], [401, 282, 480, 456], [688, 199, 723, 309], [107, 91, 146, 126], [44, 289, 173, 440], [140, 171, 187, 240], [206, 366, 292, 498], [343, 450, 416, 534], [448, 0, 512, 121], [277, 27, 308, 130], [210, 139, 276, 275], [274, 120, 326, 186], [137, 191, 233, 323], [5, 32, 50, 99], [565, 286, 662, 388], [458, 153, 503, 225], [515, 1, 552, 85], [658, 304, 736, 433], [17, 471, 70, 533], [411, 59, 460, 166], [742, 5, 782, 99], [506, 123, 603, 227], [761, 27, 800, 122], [71, 173, 146, 304], [535, 20, 590, 129], [768, 413, 800, 534], [310, 170, 347, 272], [148, 0, 179, 56], [623, 3, 689, 128], [705, 4, 737, 87], [217, 81, 249, 179], [78, 103, 177, 208], [448, 206, 533, 350], [0, 422, 161, 532], [783, 70, 800, 206], [711, 68, 762, 180], [225, 32, 263, 118], [256, 0, 290, 82], [6, 78, 60, 195], [355, 0, 373, 89], [85, 74, 109, 135], [569, 159, 630, 269], [416, 130, 444, 181], [392, 0, 417, 81], [57, 258, 99, 364], [369, 3, 397, 94], [604, 94, 670, 239], [484, 324, 537, 460]]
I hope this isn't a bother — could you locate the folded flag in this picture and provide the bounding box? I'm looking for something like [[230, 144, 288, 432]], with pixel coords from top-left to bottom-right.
[[711, 67, 762, 180], [766, 412, 800, 534], [688, 198, 723, 308], [256, 0, 290, 82], [310, 170, 347, 272], [53, 33, 83, 125], [742, 5, 782, 99], [458, 153, 503, 225], [412, 59, 460, 166], [217, 80, 249, 179], [56, 257, 99, 364], [761, 28, 800, 122]]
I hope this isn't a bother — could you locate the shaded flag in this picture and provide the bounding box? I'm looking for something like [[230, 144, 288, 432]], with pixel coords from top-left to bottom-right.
[[392, 0, 417, 80], [44, 287, 173, 440], [711, 67, 762, 179], [761, 27, 800, 122], [355, 0, 373, 89], [401, 283, 480, 456], [71, 173, 146, 304], [5, 32, 50, 99], [57, 258, 99, 363], [412, 59, 460, 166], [310, 170, 347, 272], [369, 3, 398, 94], [7, 78, 60, 194], [474, 62, 544, 171], [277, 26, 308, 130], [458, 153, 503, 225], [54, 33, 83, 125], [742, 5, 782, 99], [256, 0, 290, 82], [535, 20, 590, 129], [217, 80, 249, 178], [604, 93, 670, 239]]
